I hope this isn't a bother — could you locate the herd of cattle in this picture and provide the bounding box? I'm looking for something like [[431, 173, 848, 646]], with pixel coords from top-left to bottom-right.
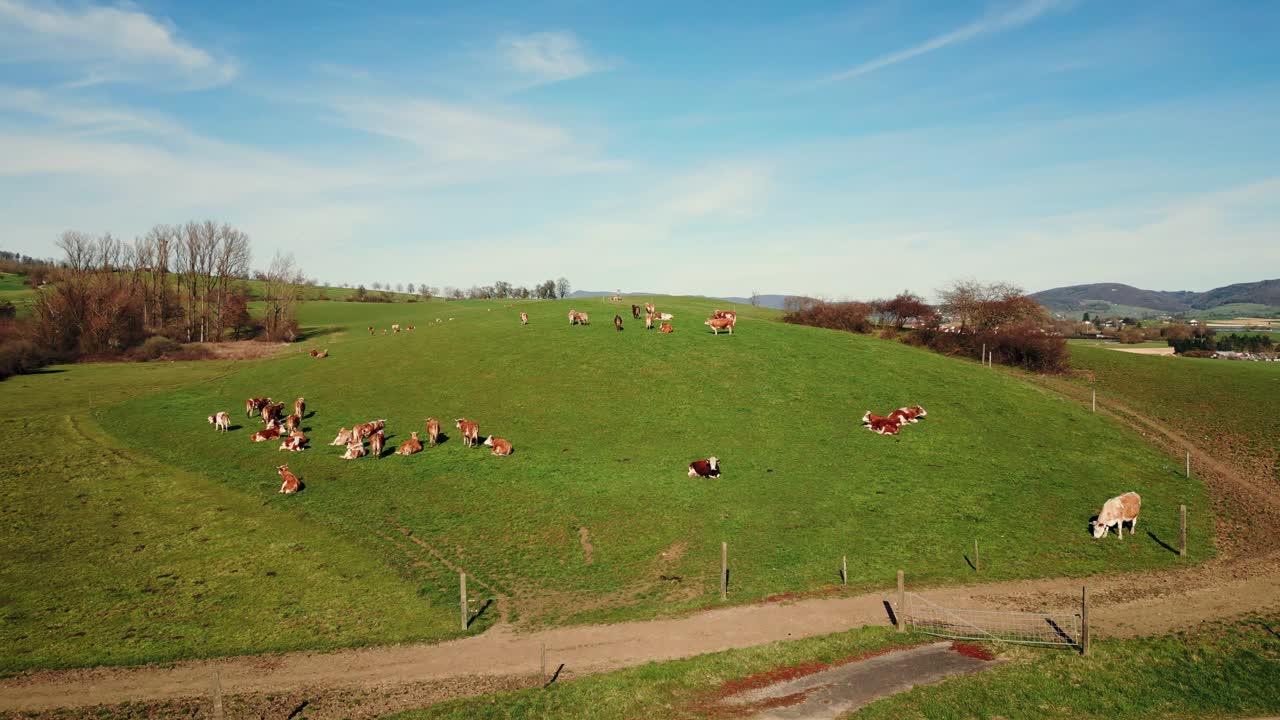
[[209, 303, 1148, 539]]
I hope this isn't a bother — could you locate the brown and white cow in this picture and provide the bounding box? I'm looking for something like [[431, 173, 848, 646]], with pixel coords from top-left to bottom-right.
[[315, 350, 328, 359], [483, 435, 513, 456], [898, 406, 927, 423], [861, 412, 902, 436], [330, 427, 352, 446], [577, 311, 590, 325], [658, 312, 674, 321], [644, 312, 656, 330], [713, 310, 737, 323], [277, 464, 301, 494], [455, 418, 480, 447], [659, 322, 674, 334], [368, 325, 375, 335], [407, 325, 415, 331], [645, 302, 656, 314], [252, 425, 283, 442], [397, 431, 424, 456], [688, 457, 720, 478], [520, 312, 529, 325], [392, 324, 401, 333], [309, 348, 320, 357], [279, 433, 308, 452], [284, 413, 301, 434], [353, 419, 386, 441], [207, 411, 230, 432], [631, 304, 642, 320], [261, 402, 286, 424], [705, 317, 734, 334], [342, 438, 367, 460], [568, 309, 579, 325], [369, 430, 385, 458], [246, 397, 271, 418], [1093, 492, 1142, 539], [294, 397, 306, 419], [425, 417, 441, 447], [614, 314, 623, 332]]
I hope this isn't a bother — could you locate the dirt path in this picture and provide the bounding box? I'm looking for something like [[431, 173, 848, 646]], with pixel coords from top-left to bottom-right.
[[4, 381, 1279, 716]]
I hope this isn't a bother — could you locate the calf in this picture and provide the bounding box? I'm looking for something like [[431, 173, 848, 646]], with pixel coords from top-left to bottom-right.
[[660, 322, 674, 334], [688, 457, 720, 478], [369, 429, 385, 458], [330, 427, 352, 446], [294, 397, 306, 419], [284, 413, 301, 434], [425, 417, 441, 447], [279, 433, 308, 452], [1092, 492, 1142, 539], [521, 312, 529, 325], [246, 397, 271, 418], [483, 435, 514, 456], [705, 317, 734, 335], [614, 314, 623, 332], [252, 425, 283, 442], [207, 411, 230, 432], [342, 438, 367, 460], [277, 464, 301, 494], [397, 431, 424, 455], [455, 418, 480, 447], [632, 304, 641, 319]]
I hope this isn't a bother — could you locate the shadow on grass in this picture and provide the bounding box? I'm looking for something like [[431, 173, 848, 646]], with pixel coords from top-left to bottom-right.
[[964, 554, 977, 571], [468, 598, 495, 628], [296, 325, 342, 342], [1147, 531, 1179, 555]]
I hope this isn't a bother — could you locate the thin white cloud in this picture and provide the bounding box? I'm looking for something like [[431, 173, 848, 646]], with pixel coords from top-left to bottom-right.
[[819, 0, 1064, 85], [0, 0, 236, 89], [498, 31, 602, 86]]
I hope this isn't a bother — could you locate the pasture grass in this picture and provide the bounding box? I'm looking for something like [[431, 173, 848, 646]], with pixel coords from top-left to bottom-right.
[[0, 271, 37, 316], [0, 361, 459, 674], [388, 614, 1280, 720], [94, 296, 1211, 631]]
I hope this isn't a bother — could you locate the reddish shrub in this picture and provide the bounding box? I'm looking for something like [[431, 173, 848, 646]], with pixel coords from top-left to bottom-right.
[[783, 301, 874, 334]]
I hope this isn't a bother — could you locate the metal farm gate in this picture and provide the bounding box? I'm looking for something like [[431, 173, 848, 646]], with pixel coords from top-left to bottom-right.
[[905, 592, 1084, 651]]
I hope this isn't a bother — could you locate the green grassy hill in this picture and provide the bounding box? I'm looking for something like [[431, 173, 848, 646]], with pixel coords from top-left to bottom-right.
[[0, 272, 38, 316], [101, 298, 1208, 616], [1, 296, 1213, 671]]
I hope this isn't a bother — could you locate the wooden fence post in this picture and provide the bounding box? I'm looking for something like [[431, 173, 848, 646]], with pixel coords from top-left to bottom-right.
[[211, 670, 223, 720], [460, 572, 468, 631], [1081, 586, 1090, 655], [981, 343, 986, 366], [720, 542, 728, 601], [974, 538, 980, 572], [897, 570, 905, 633], [540, 642, 546, 678], [1091, 389, 1096, 413], [1180, 505, 1187, 558], [841, 555, 847, 586], [1186, 451, 1191, 478]]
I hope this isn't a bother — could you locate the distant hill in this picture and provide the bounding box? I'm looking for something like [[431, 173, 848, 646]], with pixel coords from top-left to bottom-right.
[[567, 291, 800, 310], [1031, 279, 1280, 318]]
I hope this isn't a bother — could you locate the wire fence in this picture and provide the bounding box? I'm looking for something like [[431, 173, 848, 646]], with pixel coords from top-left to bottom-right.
[[906, 591, 1082, 649]]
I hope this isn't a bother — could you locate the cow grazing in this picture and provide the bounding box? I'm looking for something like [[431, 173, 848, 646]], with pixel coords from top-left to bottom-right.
[[568, 309, 579, 325], [483, 436, 513, 456], [425, 417, 441, 447], [246, 397, 271, 418], [278, 464, 301, 494], [261, 402, 285, 424], [342, 438, 367, 460], [660, 322, 674, 334], [279, 433, 308, 452], [520, 312, 529, 325], [1093, 492, 1142, 539], [645, 302, 656, 314], [705, 317, 734, 335], [252, 425, 283, 442], [369, 430, 385, 458], [284, 413, 301, 434], [330, 427, 352, 446], [455, 418, 480, 447], [688, 457, 720, 478], [632, 304, 641, 319], [644, 312, 656, 330], [207, 411, 230, 432], [397, 431, 423, 456], [294, 397, 306, 419], [614, 314, 624, 332], [577, 312, 590, 325]]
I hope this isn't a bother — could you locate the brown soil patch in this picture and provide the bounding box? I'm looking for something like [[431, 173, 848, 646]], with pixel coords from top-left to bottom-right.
[[189, 340, 291, 360]]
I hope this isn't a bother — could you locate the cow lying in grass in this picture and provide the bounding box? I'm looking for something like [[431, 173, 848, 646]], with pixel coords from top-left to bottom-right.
[[1093, 492, 1141, 539], [660, 322, 674, 334], [398, 431, 423, 456], [861, 406, 927, 436], [279, 431, 308, 452], [483, 436, 513, 456], [252, 424, 283, 442], [330, 427, 352, 446], [688, 457, 720, 478], [342, 438, 367, 460], [277, 464, 301, 494]]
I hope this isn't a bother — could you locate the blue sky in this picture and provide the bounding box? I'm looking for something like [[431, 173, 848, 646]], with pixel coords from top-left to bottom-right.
[[1, 0, 1277, 298]]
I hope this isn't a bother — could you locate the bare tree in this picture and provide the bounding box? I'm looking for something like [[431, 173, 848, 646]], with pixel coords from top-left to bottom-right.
[[750, 290, 761, 307], [263, 252, 304, 341], [56, 231, 96, 275], [556, 277, 571, 299]]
